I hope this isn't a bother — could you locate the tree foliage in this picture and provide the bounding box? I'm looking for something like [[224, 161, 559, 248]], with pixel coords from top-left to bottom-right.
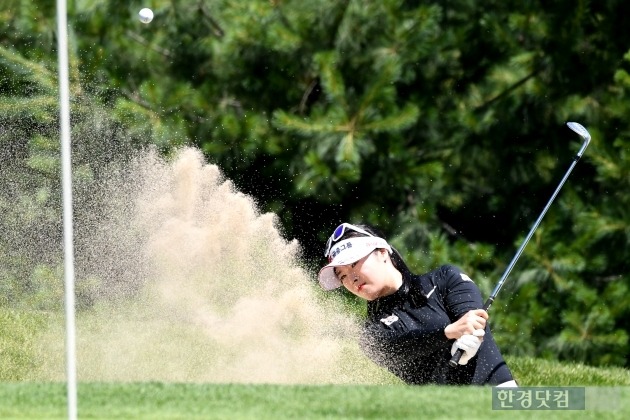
[[1, 0, 629, 367]]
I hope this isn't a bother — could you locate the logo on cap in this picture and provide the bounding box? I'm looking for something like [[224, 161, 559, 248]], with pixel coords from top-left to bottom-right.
[[329, 241, 354, 260]]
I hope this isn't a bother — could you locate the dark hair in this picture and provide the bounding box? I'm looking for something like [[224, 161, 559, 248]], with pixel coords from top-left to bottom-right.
[[331, 223, 415, 278]]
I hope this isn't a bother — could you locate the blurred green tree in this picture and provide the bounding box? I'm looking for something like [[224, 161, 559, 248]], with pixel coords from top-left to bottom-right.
[[1, 0, 629, 367]]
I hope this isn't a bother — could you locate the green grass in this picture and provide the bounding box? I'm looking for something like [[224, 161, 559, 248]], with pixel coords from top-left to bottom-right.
[[507, 356, 630, 386], [0, 382, 629, 419], [1, 357, 629, 419], [0, 308, 48, 381]]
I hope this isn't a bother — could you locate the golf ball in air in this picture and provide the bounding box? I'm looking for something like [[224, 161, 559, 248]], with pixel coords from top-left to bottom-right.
[[138, 8, 153, 24]]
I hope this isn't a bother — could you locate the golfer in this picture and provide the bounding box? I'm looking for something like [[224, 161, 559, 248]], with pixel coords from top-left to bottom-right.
[[319, 223, 517, 386]]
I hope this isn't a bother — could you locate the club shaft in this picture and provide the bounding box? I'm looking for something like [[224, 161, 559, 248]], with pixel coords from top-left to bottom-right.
[[486, 155, 580, 308], [449, 141, 588, 368]]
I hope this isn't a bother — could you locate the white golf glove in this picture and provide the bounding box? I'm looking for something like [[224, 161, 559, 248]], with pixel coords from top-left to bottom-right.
[[450, 329, 485, 365]]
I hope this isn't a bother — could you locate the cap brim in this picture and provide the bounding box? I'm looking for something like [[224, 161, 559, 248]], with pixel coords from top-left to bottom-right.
[[318, 265, 343, 291], [317, 237, 391, 290]]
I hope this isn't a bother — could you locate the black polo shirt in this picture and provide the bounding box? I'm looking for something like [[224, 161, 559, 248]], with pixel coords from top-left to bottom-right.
[[361, 265, 514, 385]]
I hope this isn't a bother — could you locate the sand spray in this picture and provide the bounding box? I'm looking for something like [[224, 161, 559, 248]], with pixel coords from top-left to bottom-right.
[[30, 147, 392, 384]]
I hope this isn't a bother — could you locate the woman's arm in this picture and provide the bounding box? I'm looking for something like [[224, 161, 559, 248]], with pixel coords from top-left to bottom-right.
[[438, 265, 488, 339]]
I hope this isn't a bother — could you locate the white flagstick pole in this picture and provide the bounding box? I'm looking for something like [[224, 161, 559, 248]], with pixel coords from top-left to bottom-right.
[[56, 0, 78, 418]]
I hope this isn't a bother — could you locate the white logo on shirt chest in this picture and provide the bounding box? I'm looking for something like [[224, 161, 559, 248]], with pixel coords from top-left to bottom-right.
[[380, 314, 399, 326]]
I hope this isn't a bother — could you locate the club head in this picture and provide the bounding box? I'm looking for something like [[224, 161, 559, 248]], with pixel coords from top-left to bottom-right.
[[566, 122, 591, 157]]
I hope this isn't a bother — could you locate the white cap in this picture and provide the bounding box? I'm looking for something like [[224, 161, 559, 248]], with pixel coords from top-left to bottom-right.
[[318, 236, 392, 290]]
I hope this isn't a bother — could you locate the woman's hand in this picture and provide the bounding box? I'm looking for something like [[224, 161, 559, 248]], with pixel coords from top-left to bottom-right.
[[450, 329, 485, 365], [444, 309, 488, 340]]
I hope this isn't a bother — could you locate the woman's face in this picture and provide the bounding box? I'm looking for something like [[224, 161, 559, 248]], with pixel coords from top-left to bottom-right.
[[334, 249, 400, 301]]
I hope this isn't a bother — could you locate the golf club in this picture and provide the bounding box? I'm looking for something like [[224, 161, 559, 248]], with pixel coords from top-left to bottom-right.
[[449, 121, 591, 367]]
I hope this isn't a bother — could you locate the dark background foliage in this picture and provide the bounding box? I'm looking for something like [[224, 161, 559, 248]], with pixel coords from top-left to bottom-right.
[[1, 0, 629, 367]]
